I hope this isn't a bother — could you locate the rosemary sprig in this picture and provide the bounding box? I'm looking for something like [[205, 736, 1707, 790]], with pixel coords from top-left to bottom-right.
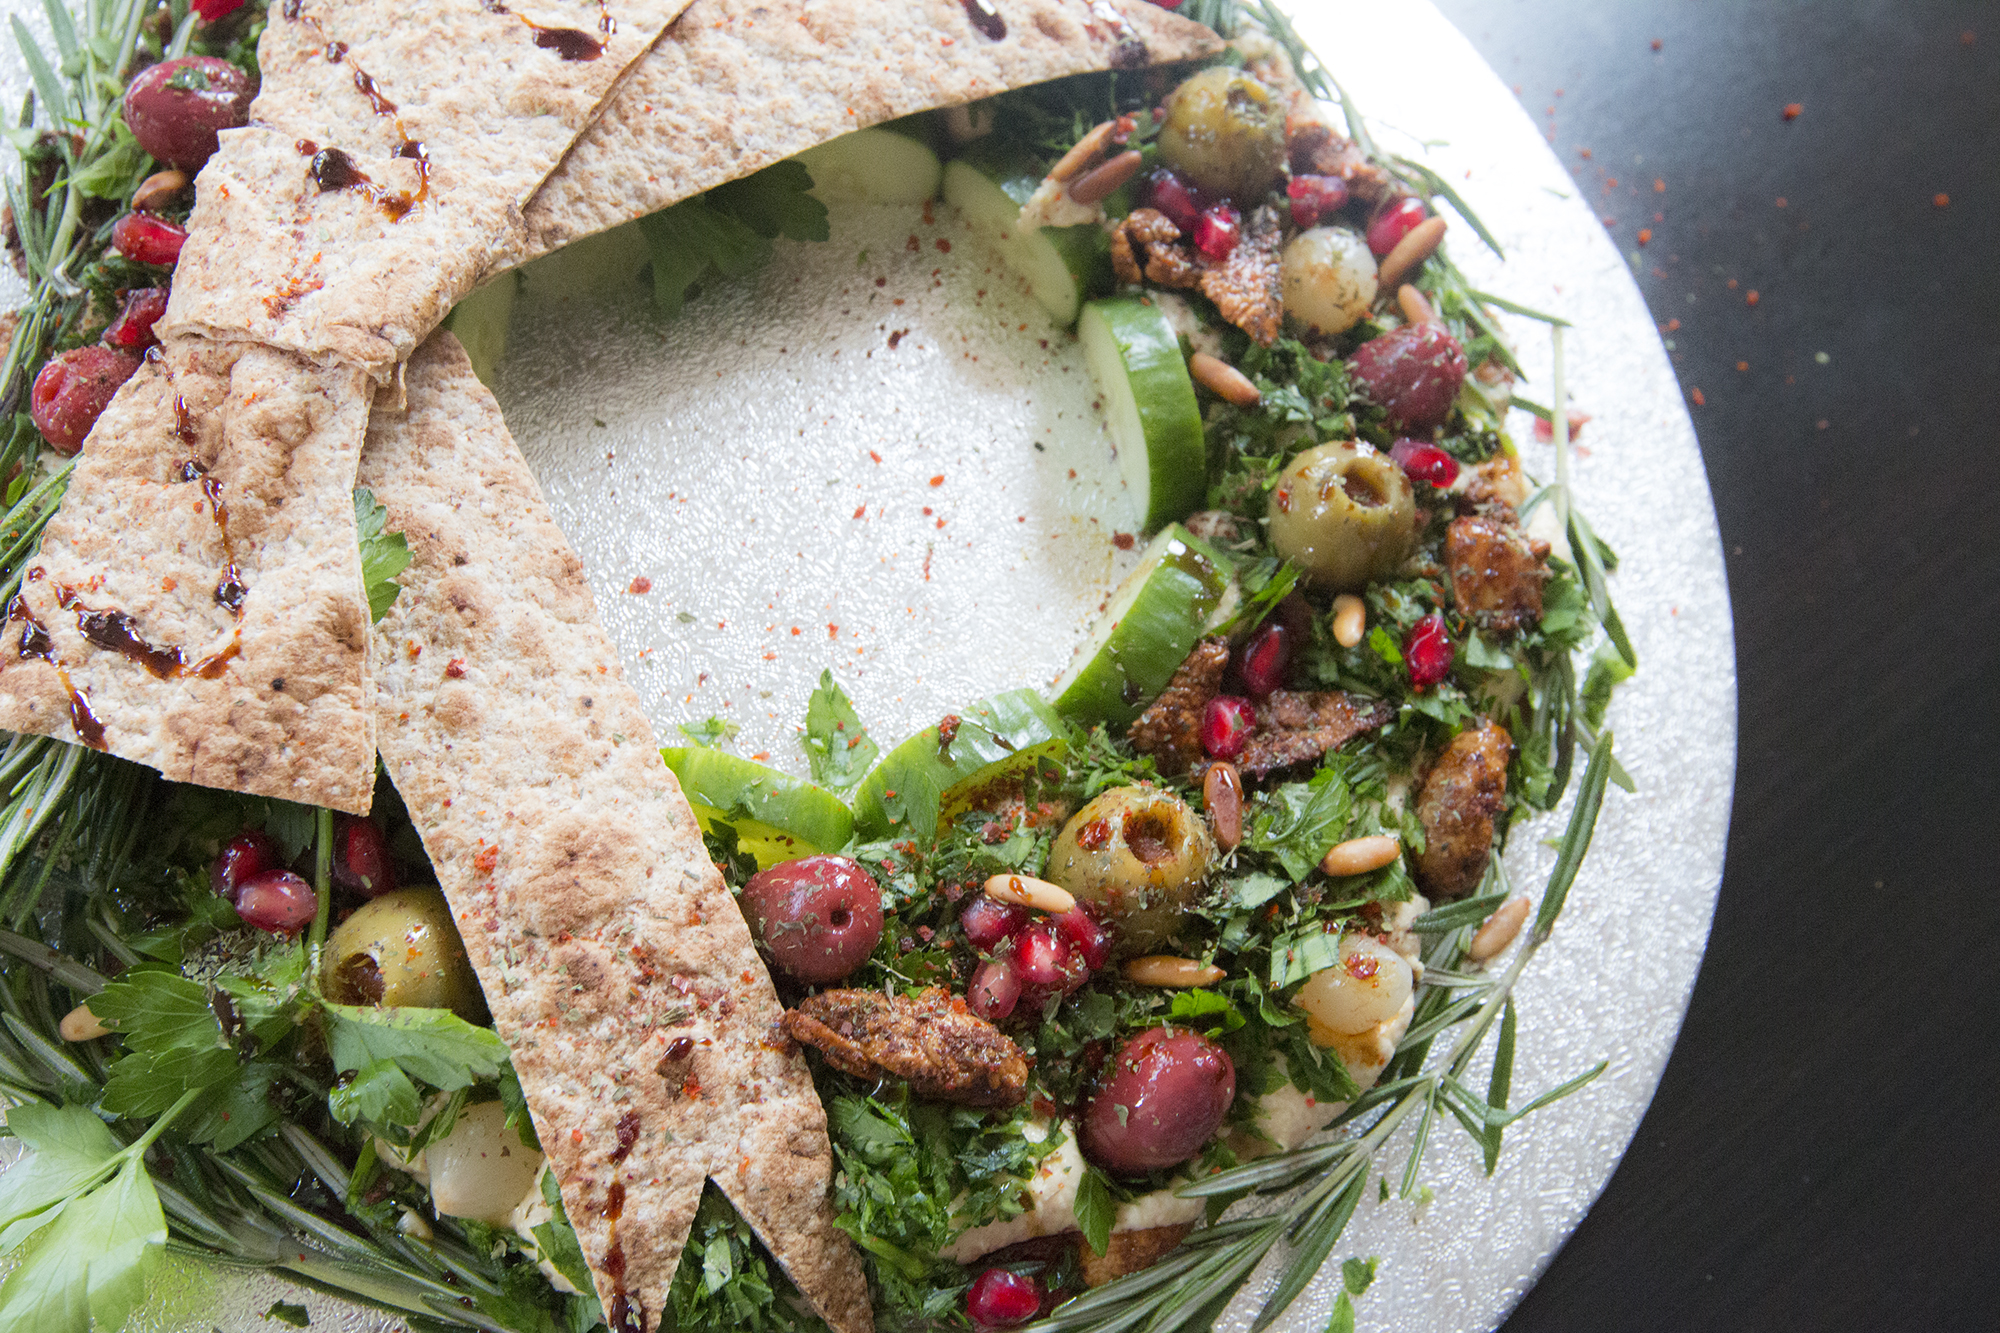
[[1026, 736, 1617, 1333]]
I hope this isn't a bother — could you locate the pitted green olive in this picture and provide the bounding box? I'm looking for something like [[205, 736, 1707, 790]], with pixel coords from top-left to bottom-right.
[[1266, 441, 1418, 592], [324, 886, 487, 1022], [1156, 68, 1287, 201], [1045, 786, 1214, 953]]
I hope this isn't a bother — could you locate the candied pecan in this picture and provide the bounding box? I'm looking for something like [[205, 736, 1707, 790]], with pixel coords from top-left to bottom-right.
[[1126, 638, 1231, 774], [1198, 206, 1284, 346], [781, 987, 1029, 1107], [1237, 690, 1395, 779], [1111, 207, 1200, 289], [1285, 118, 1394, 205], [1447, 514, 1548, 634], [1462, 453, 1528, 516], [1413, 721, 1513, 899]]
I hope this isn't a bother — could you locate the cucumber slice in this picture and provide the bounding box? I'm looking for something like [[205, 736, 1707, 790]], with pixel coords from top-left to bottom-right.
[[660, 747, 854, 869], [795, 127, 943, 205], [943, 140, 1110, 326], [1050, 524, 1232, 730], [441, 274, 516, 386], [850, 690, 1070, 845], [1079, 296, 1208, 532]]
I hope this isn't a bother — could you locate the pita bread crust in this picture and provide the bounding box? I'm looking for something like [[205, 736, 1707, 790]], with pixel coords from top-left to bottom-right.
[[0, 339, 377, 812], [159, 0, 693, 378], [364, 331, 870, 1333], [502, 0, 1222, 266]]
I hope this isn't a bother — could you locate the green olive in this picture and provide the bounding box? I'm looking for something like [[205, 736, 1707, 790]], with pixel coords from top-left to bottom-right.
[[1156, 67, 1287, 202], [324, 886, 487, 1022], [1045, 786, 1215, 953], [1266, 441, 1418, 592]]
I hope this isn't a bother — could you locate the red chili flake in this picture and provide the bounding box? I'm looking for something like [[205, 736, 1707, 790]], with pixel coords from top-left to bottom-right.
[[627, 576, 652, 594], [906, 234, 921, 252], [473, 845, 499, 873], [1666, 318, 1681, 331], [1775, 197, 1788, 208], [1578, 147, 1591, 159], [1736, 361, 1749, 372], [1726, 278, 1739, 289], [929, 474, 945, 486], [1654, 178, 1666, 193], [1691, 387, 1706, 406], [790, 627, 801, 636], [1076, 818, 1113, 851], [934, 238, 951, 253], [937, 714, 961, 754], [852, 505, 867, 519], [1650, 37, 1662, 50], [1746, 290, 1760, 306], [1112, 532, 1136, 550], [1782, 102, 1803, 120], [868, 450, 881, 463], [827, 623, 838, 637], [445, 658, 466, 677], [1934, 192, 1951, 208], [1637, 228, 1653, 245], [1606, 177, 1619, 188]]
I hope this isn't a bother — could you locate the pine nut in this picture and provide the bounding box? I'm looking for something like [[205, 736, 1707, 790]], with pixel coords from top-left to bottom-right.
[[1202, 761, 1245, 849], [131, 169, 189, 212], [984, 873, 1077, 915], [1049, 120, 1119, 183], [59, 1002, 108, 1042], [1122, 954, 1227, 988], [1331, 594, 1366, 648], [398, 1208, 434, 1240], [1468, 894, 1531, 962], [1189, 352, 1261, 406], [1069, 150, 1143, 205], [1376, 215, 1448, 290], [1396, 283, 1437, 326], [1320, 834, 1401, 877]]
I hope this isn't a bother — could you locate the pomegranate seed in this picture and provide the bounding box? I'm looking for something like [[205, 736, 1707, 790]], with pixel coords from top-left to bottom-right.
[[1239, 622, 1293, 695], [1055, 908, 1112, 972], [1143, 167, 1203, 233], [333, 816, 396, 898], [1389, 438, 1461, 487], [1014, 922, 1086, 994], [960, 895, 1027, 950], [30, 345, 140, 454], [1404, 613, 1454, 690], [1192, 204, 1240, 260], [110, 212, 187, 267], [211, 829, 281, 901], [191, 0, 246, 18], [1367, 195, 1430, 257], [104, 287, 169, 350], [1201, 695, 1255, 760], [968, 958, 1022, 1022], [233, 869, 317, 934], [1286, 173, 1349, 228], [966, 1268, 1043, 1328]]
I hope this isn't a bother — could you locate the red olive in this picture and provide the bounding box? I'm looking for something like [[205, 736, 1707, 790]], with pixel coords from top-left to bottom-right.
[[741, 855, 883, 983], [121, 56, 254, 173], [1081, 1027, 1236, 1175], [103, 287, 170, 350], [30, 346, 140, 454]]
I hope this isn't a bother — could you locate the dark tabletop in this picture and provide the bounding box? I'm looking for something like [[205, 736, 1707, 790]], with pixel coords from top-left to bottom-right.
[[1419, 2, 2000, 1328]]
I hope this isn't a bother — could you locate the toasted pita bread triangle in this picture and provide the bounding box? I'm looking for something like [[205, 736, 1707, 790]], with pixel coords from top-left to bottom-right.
[[363, 330, 870, 1333], [501, 0, 1223, 267]]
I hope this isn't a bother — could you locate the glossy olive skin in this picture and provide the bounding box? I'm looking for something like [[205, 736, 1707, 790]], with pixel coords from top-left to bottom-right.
[[1081, 1027, 1236, 1175], [1346, 324, 1470, 432], [122, 57, 254, 172], [1156, 67, 1287, 201], [1267, 441, 1419, 593], [741, 855, 884, 983], [1045, 786, 1214, 954], [323, 887, 487, 1021]]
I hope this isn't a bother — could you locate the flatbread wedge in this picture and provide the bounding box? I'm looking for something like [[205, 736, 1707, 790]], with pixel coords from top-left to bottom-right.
[[161, 0, 696, 381], [0, 338, 379, 813], [363, 330, 870, 1333], [501, 0, 1223, 267]]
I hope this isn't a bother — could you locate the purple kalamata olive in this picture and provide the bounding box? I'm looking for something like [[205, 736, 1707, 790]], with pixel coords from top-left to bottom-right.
[[333, 815, 397, 898], [233, 869, 317, 935], [122, 57, 254, 173], [211, 828, 280, 901], [1346, 324, 1469, 433], [741, 855, 883, 983], [1082, 1027, 1236, 1175], [30, 346, 140, 453]]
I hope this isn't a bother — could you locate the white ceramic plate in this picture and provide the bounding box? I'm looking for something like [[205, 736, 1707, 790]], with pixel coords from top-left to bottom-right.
[[0, 2, 1734, 1329]]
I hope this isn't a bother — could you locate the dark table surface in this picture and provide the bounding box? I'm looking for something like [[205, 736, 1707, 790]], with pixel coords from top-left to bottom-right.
[[1420, 2, 2000, 1328]]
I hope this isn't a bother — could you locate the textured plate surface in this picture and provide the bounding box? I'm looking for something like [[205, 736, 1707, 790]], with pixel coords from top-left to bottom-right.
[[0, 1, 1733, 1329]]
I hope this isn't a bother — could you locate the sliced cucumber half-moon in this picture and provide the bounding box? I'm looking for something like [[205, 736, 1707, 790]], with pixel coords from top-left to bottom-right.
[[849, 690, 1071, 845], [1078, 297, 1208, 533], [943, 139, 1111, 326], [1050, 523, 1232, 730], [795, 127, 943, 205], [660, 747, 854, 869]]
